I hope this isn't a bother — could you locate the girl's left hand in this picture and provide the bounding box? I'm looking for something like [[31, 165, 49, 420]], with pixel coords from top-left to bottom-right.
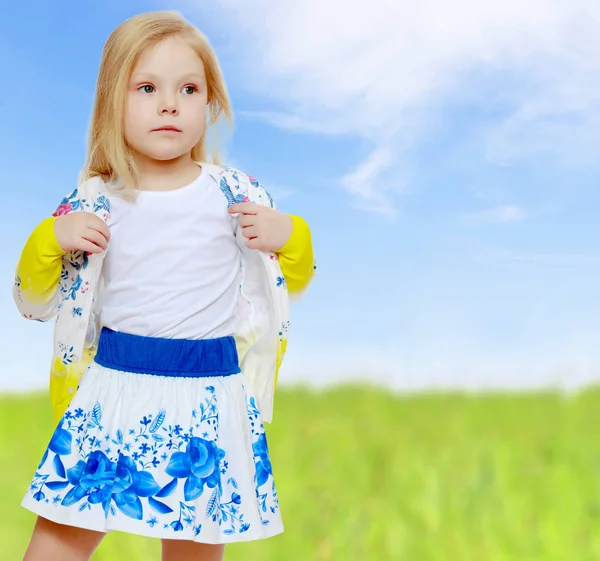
[[228, 203, 293, 252]]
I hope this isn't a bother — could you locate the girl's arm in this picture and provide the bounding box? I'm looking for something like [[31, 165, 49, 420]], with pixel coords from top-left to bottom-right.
[[13, 216, 65, 321], [275, 214, 316, 301]]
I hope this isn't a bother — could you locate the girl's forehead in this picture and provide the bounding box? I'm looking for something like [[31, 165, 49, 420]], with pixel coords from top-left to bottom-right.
[[133, 36, 205, 74]]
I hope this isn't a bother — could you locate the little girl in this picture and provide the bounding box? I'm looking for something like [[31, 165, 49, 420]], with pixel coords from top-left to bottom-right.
[[13, 11, 315, 561]]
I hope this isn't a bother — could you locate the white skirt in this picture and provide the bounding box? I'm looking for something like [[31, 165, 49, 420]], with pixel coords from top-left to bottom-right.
[[22, 357, 283, 544]]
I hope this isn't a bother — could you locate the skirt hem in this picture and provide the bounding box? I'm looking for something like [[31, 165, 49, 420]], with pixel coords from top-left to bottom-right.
[[21, 496, 284, 544]]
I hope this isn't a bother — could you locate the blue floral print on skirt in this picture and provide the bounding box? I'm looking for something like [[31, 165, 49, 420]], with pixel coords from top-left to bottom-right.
[[21, 328, 283, 544]]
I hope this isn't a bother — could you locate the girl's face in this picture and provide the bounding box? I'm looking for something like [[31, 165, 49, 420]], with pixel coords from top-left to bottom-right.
[[124, 35, 208, 163]]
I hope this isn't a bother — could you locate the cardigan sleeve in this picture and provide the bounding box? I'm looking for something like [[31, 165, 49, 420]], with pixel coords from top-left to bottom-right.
[[276, 214, 316, 301], [13, 216, 66, 321]]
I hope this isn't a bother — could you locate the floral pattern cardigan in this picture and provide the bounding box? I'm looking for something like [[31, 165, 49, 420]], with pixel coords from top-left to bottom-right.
[[13, 163, 316, 425]]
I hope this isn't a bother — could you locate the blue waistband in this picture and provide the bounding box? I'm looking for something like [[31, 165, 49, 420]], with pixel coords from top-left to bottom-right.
[[94, 327, 241, 378]]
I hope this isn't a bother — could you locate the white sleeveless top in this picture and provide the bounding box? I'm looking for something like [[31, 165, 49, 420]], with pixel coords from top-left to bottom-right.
[[100, 168, 241, 340]]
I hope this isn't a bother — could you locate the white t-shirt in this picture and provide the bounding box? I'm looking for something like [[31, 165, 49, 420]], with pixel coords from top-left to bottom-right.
[[100, 168, 241, 340]]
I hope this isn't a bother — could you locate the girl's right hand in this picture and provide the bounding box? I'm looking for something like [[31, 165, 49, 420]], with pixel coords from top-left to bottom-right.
[[54, 213, 111, 254]]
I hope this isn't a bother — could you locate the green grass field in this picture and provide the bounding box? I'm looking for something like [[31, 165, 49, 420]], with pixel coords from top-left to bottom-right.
[[2, 383, 600, 560]]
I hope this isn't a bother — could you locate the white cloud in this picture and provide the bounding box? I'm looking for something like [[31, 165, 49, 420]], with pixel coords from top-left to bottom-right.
[[462, 204, 526, 225], [190, 0, 600, 213], [339, 145, 399, 217]]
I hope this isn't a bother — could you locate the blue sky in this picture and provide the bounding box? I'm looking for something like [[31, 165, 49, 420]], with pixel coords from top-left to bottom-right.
[[2, 0, 600, 394]]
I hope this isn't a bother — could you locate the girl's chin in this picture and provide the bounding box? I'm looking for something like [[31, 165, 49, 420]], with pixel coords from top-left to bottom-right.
[[133, 147, 195, 163]]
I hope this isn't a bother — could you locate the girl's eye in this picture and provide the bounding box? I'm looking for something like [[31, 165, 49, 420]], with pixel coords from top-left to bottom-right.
[[183, 86, 197, 95], [139, 85, 155, 93]]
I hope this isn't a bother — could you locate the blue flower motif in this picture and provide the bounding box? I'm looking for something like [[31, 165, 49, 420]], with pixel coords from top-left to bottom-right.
[[61, 451, 116, 511], [165, 437, 225, 501], [94, 195, 110, 213], [49, 422, 73, 456], [60, 452, 161, 521], [111, 454, 161, 520], [37, 449, 48, 469], [66, 275, 82, 301], [252, 433, 273, 487], [219, 179, 235, 205]]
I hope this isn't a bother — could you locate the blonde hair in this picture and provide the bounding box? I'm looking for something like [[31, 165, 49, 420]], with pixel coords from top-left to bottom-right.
[[82, 11, 233, 194]]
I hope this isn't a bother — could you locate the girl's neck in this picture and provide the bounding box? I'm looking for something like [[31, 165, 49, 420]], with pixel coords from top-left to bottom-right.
[[133, 152, 202, 192]]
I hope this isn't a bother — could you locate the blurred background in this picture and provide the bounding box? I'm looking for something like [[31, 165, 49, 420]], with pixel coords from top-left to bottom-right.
[[2, 1, 600, 559]]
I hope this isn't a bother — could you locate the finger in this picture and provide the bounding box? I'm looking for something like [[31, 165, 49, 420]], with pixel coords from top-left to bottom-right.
[[238, 214, 255, 228], [246, 237, 263, 250], [229, 203, 258, 215], [78, 238, 104, 254], [241, 226, 258, 239], [83, 229, 109, 251], [88, 218, 111, 241]]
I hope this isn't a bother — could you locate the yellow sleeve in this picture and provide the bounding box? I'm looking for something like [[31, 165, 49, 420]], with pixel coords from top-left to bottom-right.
[[13, 216, 65, 318], [276, 214, 315, 298]]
